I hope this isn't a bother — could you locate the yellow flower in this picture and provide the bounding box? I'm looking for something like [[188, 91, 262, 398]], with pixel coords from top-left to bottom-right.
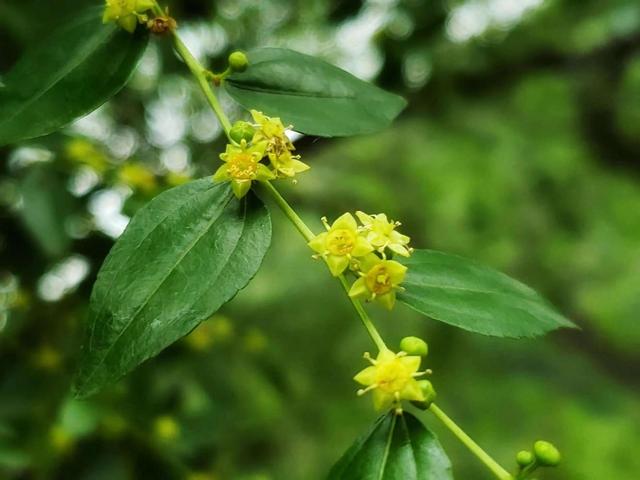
[[269, 149, 310, 178], [251, 110, 293, 150], [102, 0, 155, 33], [356, 211, 412, 257], [349, 255, 407, 310], [250, 110, 310, 178], [354, 349, 427, 411], [213, 140, 274, 198], [308, 213, 373, 276]]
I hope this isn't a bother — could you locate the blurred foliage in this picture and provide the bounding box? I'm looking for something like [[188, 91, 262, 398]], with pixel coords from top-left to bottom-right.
[[1, 0, 639, 479]]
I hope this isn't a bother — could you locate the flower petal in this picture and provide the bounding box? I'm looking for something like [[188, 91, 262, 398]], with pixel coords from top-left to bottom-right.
[[352, 236, 374, 257], [399, 355, 421, 373], [118, 15, 138, 33], [376, 291, 396, 310], [376, 349, 396, 363], [373, 389, 394, 411], [354, 366, 377, 386], [307, 233, 328, 254], [212, 165, 230, 182], [332, 212, 357, 232], [231, 179, 251, 199], [356, 211, 373, 226], [348, 277, 369, 299], [388, 243, 410, 257], [326, 254, 349, 277], [291, 159, 310, 173], [255, 164, 276, 181], [386, 261, 408, 282], [401, 380, 426, 402]]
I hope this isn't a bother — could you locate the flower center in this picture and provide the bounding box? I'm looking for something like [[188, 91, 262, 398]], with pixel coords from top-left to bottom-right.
[[326, 229, 356, 256], [365, 264, 393, 295], [375, 359, 411, 393], [228, 153, 258, 180]]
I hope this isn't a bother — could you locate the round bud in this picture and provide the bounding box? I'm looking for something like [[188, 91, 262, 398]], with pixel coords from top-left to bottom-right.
[[228, 51, 249, 72], [229, 121, 256, 144], [400, 336, 428, 356], [516, 450, 534, 467], [533, 441, 561, 467], [411, 380, 437, 410]]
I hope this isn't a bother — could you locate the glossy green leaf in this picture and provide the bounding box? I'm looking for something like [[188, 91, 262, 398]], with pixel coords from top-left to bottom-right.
[[73, 179, 271, 398], [224, 48, 407, 137], [398, 249, 577, 338], [328, 412, 453, 480], [0, 7, 148, 146]]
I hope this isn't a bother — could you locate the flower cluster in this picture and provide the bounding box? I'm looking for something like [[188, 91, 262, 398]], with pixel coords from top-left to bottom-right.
[[308, 211, 412, 309], [354, 348, 431, 412], [102, 0, 154, 32], [213, 110, 310, 198]]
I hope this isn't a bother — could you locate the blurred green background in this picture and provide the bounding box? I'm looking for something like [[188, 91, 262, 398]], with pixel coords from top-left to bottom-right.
[[1, 0, 640, 479]]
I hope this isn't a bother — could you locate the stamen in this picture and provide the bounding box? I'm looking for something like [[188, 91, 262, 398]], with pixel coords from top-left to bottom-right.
[[363, 352, 377, 365], [357, 384, 379, 396]]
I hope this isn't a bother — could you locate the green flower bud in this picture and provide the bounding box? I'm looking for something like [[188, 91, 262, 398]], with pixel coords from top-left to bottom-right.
[[229, 121, 256, 144], [228, 51, 249, 72], [411, 380, 436, 410], [400, 336, 428, 356], [516, 450, 534, 467], [533, 441, 561, 467]]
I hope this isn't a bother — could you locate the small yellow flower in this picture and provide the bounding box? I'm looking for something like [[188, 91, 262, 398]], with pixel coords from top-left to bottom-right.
[[354, 349, 428, 412], [251, 110, 293, 150], [356, 211, 412, 257], [308, 213, 374, 276], [250, 110, 310, 178], [349, 255, 407, 310], [103, 0, 155, 33], [269, 149, 310, 178], [213, 140, 275, 198]]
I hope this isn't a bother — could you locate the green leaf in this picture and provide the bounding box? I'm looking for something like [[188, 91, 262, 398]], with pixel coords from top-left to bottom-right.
[[0, 7, 148, 146], [224, 48, 407, 137], [328, 412, 453, 480], [19, 165, 73, 258], [73, 179, 271, 398], [398, 249, 577, 338]]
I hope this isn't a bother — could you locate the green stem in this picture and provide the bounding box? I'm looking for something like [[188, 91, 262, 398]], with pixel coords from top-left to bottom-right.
[[429, 403, 513, 480], [260, 180, 314, 241], [151, 2, 232, 138], [259, 181, 387, 351], [337, 274, 387, 351], [171, 35, 232, 137], [516, 461, 538, 479]]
